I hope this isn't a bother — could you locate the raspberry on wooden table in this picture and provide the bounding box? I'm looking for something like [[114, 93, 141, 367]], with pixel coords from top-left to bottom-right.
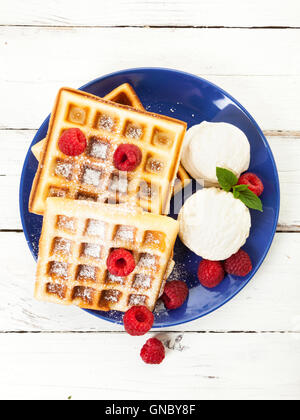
[[238, 172, 264, 196], [198, 260, 225, 288], [162, 280, 189, 310], [123, 306, 154, 336], [224, 249, 252, 277], [58, 128, 87, 156], [107, 249, 136, 277], [113, 144, 142, 171], [140, 338, 165, 364]]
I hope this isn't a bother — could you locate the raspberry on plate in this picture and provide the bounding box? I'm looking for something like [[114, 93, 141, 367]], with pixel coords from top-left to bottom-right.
[[140, 338, 165, 364], [162, 280, 189, 310], [198, 260, 225, 288], [58, 128, 87, 156], [113, 144, 142, 171], [107, 248, 135, 277], [123, 306, 154, 336], [224, 249, 252, 277], [238, 172, 264, 196]]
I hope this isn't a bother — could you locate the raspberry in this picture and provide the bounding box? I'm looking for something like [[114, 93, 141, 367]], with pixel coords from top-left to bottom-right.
[[140, 338, 165, 364], [113, 144, 142, 171], [107, 249, 135, 277], [198, 260, 225, 288], [123, 306, 154, 336], [161, 280, 189, 310], [58, 128, 87, 156], [238, 172, 264, 196], [224, 249, 252, 277]]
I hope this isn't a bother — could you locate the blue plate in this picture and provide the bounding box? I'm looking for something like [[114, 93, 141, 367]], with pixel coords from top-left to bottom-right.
[[19, 68, 280, 328]]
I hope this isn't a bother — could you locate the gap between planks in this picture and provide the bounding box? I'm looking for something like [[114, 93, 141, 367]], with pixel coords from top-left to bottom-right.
[[0, 25, 300, 30], [0, 330, 299, 334]]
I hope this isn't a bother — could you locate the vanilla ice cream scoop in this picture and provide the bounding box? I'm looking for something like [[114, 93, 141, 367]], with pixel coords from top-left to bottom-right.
[[181, 121, 250, 185], [178, 188, 251, 260]]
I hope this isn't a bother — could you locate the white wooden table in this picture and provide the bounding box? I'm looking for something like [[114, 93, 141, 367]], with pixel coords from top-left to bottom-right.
[[1, 0, 300, 400]]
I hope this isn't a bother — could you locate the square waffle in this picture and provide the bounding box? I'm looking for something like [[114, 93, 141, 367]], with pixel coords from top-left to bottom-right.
[[35, 197, 179, 312], [31, 83, 144, 161], [29, 87, 187, 215]]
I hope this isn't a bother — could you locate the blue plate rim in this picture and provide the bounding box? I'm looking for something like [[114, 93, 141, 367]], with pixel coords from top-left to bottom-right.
[[19, 67, 280, 328]]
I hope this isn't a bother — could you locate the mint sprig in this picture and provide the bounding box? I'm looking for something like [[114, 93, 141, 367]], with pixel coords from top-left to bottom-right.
[[216, 167, 263, 212], [216, 167, 238, 192]]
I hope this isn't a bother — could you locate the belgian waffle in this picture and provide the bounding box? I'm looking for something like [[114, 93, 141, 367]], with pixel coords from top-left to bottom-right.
[[35, 197, 179, 312], [29, 87, 187, 215], [31, 83, 144, 161], [31, 84, 191, 196]]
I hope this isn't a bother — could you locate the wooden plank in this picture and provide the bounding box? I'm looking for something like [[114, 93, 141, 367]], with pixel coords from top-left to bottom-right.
[[1, 0, 300, 27], [1, 130, 299, 230], [0, 232, 299, 332], [270, 136, 300, 230], [1, 27, 299, 79], [1, 27, 300, 130], [0, 332, 298, 400]]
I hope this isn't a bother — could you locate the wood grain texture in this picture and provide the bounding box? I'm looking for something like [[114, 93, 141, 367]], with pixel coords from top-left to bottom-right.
[[0, 232, 299, 332], [1, 0, 300, 27], [0, 5, 299, 399], [1, 27, 299, 130], [2, 27, 299, 79], [0, 332, 298, 400], [1, 130, 298, 230]]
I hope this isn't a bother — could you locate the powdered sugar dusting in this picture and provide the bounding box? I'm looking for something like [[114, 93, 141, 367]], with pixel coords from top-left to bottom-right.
[[129, 294, 146, 306], [133, 274, 151, 290], [146, 158, 165, 174], [82, 287, 93, 301], [57, 216, 76, 232], [49, 187, 68, 198], [46, 283, 66, 299], [55, 161, 73, 179], [49, 261, 68, 278], [73, 286, 94, 303], [83, 243, 101, 259], [89, 141, 109, 159], [78, 265, 97, 280], [167, 262, 186, 282], [145, 231, 162, 246], [154, 299, 165, 316], [126, 124, 143, 140], [106, 273, 125, 284], [98, 115, 114, 131], [103, 290, 120, 303], [138, 253, 157, 270], [115, 225, 135, 242], [53, 238, 72, 255], [82, 167, 102, 187], [86, 220, 106, 238]]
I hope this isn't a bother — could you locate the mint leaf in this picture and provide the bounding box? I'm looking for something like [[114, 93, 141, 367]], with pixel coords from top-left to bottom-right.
[[233, 184, 249, 192], [216, 167, 263, 212], [238, 188, 263, 212], [233, 185, 248, 198], [233, 189, 240, 199], [216, 167, 238, 192]]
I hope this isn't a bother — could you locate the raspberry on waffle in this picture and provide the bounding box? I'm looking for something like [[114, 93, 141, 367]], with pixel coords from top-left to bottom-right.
[[31, 83, 144, 161], [34, 197, 179, 312], [30, 84, 191, 198], [29, 87, 187, 215]]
